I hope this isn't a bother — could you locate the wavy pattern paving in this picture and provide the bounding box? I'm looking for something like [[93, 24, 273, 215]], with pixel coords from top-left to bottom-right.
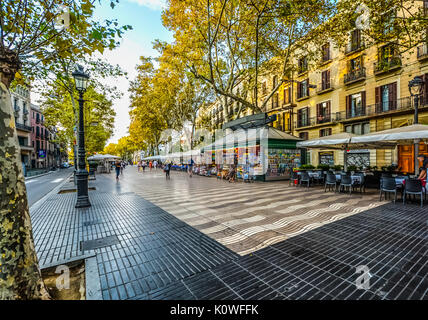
[[120, 169, 387, 255]]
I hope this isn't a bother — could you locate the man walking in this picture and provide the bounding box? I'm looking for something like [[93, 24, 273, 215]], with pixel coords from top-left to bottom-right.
[[115, 160, 121, 181], [188, 157, 194, 178], [164, 162, 171, 179]]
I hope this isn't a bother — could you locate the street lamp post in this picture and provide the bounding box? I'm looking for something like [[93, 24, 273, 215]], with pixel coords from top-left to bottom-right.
[[72, 65, 91, 208], [408, 75, 425, 176]]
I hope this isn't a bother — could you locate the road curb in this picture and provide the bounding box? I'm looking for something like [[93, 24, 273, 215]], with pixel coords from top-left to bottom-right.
[[25, 171, 53, 181], [29, 171, 73, 213]]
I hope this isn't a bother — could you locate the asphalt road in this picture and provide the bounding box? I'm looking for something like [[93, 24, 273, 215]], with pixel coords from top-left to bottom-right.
[[25, 167, 73, 207]]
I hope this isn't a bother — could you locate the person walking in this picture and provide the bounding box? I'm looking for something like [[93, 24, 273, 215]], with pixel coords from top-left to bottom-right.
[[153, 160, 158, 171], [164, 162, 171, 179], [149, 161, 153, 171], [142, 161, 146, 172], [115, 160, 121, 181], [188, 157, 194, 178], [137, 160, 142, 172], [120, 161, 125, 175]]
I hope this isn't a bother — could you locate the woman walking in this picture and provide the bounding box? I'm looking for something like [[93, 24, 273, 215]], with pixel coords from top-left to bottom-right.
[[115, 160, 121, 181]]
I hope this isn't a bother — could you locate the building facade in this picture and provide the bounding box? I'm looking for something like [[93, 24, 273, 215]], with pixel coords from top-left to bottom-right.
[[11, 85, 33, 169], [199, 2, 428, 174]]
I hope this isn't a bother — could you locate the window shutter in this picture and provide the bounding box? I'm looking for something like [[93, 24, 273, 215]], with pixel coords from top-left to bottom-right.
[[327, 101, 331, 117], [346, 95, 351, 117], [389, 82, 397, 110], [297, 82, 301, 98], [326, 70, 331, 89], [420, 74, 428, 105], [306, 78, 310, 96], [375, 86, 381, 112], [361, 91, 366, 115]]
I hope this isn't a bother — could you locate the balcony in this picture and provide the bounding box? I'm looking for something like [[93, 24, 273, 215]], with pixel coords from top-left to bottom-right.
[[23, 108, 29, 115], [14, 105, 20, 113], [374, 57, 402, 75], [417, 43, 428, 61], [316, 114, 332, 124], [344, 67, 366, 85], [36, 117, 40, 124], [344, 96, 414, 120], [296, 113, 342, 129], [317, 80, 334, 94], [16, 122, 32, 132]]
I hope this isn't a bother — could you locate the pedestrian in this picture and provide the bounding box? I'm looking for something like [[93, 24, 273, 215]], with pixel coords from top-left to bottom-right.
[[137, 160, 142, 172], [188, 157, 194, 177], [149, 161, 153, 171], [142, 161, 146, 172], [120, 161, 124, 175], [227, 164, 236, 183], [153, 160, 158, 171], [115, 160, 121, 181], [417, 154, 428, 188], [164, 162, 171, 179]]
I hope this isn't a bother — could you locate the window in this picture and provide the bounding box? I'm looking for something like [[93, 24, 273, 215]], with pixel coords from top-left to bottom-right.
[[321, 70, 331, 90], [349, 29, 362, 52], [283, 87, 291, 104], [316, 101, 331, 124], [345, 122, 370, 135], [262, 81, 267, 95], [346, 92, 366, 118], [297, 107, 309, 127], [322, 43, 330, 62], [36, 126, 40, 137], [299, 132, 309, 140], [375, 82, 397, 112], [320, 128, 332, 137], [272, 75, 278, 89], [349, 56, 363, 71], [271, 93, 279, 109], [298, 56, 308, 74], [297, 79, 309, 99]]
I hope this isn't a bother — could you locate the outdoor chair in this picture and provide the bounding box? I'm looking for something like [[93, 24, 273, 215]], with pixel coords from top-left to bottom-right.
[[353, 172, 366, 193], [380, 177, 398, 203], [339, 175, 353, 195], [403, 179, 425, 207], [289, 171, 299, 187], [299, 172, 311, 188], [324, 173, 337, 192]]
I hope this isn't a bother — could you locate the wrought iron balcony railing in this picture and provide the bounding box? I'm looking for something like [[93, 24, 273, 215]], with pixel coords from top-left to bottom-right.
[[374, 57, 402, 75], [344, 67, 366, 84]]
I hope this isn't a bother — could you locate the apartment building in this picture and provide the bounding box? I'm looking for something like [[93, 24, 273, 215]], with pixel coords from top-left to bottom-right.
[[197, 2, 428, 173], [11, 84, 33, 169]]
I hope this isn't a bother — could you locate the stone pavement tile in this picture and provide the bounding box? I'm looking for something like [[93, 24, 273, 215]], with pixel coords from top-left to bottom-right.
[[31, 170, 428, 300]]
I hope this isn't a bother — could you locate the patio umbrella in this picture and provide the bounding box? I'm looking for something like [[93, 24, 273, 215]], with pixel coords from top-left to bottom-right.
[[297, 132, 396, 171], [351, 124, 428, 173]]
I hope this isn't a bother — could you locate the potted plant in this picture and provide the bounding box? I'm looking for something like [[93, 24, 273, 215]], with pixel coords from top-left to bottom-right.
[[299, 164, 315, 170], [317, 164, 330, 171], [332, 165, 343, 172]]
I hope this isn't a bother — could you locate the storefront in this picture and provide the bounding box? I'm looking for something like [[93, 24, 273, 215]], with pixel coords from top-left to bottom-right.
[[201, 126, 301, 181]]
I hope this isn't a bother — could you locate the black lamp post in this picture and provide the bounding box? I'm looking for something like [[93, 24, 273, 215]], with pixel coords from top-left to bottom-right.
[[72, 65, 91, 208], [408, 75, 425, 175]]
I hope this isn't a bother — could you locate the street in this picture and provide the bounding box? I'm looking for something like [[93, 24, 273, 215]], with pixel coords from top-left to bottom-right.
[[25, 167, 73, 207]]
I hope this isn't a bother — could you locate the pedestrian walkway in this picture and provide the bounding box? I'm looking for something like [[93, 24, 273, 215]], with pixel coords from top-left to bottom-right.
[[29, 169, 428, 300]]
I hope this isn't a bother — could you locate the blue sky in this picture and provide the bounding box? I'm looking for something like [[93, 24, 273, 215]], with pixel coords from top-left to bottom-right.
[[94, 0, 173, 144]]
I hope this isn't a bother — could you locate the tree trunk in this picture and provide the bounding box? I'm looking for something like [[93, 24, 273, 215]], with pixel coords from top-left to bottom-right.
[[0, 79, 49, 299]]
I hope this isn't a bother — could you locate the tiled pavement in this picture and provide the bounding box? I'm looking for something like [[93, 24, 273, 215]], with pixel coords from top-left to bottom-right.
[[29, 168, 428, 300]]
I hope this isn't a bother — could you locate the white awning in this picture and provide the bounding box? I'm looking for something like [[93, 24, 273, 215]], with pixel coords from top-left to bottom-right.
[[296, 132, 356, 148], [351, 124, 428, 143]]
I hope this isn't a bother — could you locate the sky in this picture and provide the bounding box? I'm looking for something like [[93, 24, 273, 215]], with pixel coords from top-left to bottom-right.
[[93, 0, 172, 144]]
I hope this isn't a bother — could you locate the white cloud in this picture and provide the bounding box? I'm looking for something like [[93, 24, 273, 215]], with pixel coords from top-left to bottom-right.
[[126, 0, 166, 10]]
